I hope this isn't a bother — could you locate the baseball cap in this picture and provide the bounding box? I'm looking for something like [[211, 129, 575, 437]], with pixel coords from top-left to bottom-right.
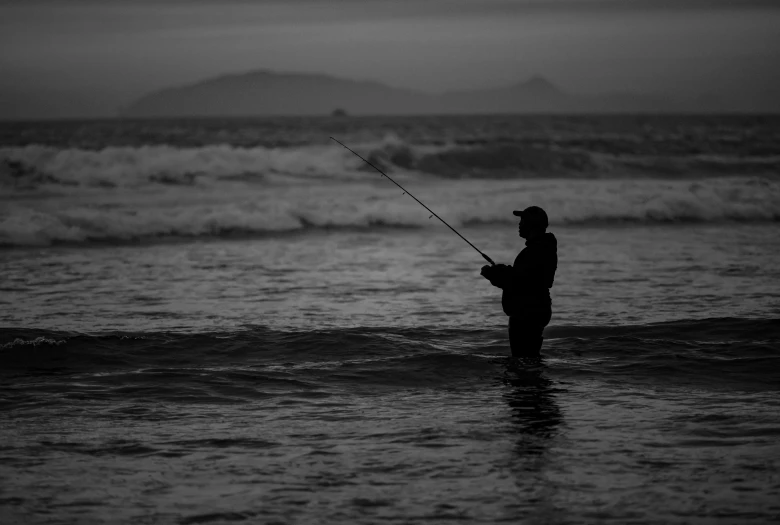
[[512, 206, 548, 229]]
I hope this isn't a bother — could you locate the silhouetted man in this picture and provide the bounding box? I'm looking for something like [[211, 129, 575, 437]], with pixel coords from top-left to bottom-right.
[[481, 206, 557, 358]]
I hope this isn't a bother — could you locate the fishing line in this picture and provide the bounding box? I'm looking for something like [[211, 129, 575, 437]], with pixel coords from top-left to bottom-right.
[[330, 137, 495, 265]]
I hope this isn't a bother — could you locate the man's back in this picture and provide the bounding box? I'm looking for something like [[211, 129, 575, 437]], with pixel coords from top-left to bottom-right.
[[502, 232, 558, 315]]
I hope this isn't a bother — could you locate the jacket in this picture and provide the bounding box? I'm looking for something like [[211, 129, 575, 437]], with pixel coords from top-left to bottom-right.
[[483, 232, 558, 316]]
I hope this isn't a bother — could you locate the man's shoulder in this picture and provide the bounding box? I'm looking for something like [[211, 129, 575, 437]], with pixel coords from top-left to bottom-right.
[[516, 243, 555, 266]]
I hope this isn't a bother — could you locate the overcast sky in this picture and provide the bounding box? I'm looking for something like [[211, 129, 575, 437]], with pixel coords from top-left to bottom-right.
[[1, 0, 779, 118]]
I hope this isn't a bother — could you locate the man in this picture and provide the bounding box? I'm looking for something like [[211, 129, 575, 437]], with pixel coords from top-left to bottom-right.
[[480, 206, 558, 358]]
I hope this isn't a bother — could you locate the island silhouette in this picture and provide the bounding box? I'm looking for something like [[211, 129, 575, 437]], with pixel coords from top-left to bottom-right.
[[122, 70, 676, 117]]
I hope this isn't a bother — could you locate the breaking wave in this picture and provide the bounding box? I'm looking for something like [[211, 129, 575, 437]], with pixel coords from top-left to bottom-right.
[[2, 176, 779, 247], [0, 143, 357, 188], [2, 138, 779, 190], [1, 137, 779, 247]]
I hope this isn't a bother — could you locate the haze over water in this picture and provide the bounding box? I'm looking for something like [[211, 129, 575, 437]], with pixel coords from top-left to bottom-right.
[[2, 0, 780, 118]]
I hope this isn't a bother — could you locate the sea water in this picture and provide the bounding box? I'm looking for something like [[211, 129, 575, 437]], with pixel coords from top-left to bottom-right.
[[1, 115, 779, 524]]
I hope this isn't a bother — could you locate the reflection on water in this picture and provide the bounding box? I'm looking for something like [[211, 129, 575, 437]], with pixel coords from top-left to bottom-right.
[[502, 358, 563, 454], [500, 358, 565, 519]]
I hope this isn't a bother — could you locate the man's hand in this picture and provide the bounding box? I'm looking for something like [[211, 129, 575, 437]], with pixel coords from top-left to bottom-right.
[[481, 264, 511, 287]]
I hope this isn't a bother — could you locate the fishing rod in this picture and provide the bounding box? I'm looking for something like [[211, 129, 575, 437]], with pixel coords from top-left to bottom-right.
[[330, 137, 495, 266]]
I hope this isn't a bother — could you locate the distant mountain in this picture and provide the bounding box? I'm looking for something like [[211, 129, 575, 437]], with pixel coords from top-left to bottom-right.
[[122, 70, 677, 117]]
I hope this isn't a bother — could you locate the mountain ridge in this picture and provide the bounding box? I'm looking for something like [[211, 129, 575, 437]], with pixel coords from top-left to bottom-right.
[[123, 69, 677, 117]]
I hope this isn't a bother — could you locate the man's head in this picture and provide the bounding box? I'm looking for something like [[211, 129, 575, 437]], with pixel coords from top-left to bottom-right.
[[513, 206, 548, 239]]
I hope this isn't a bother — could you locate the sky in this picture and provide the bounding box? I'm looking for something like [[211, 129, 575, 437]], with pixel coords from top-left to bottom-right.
[[1, 0, 779, 118]]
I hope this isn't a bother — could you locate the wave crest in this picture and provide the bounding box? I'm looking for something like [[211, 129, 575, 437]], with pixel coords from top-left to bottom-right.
[[1, 319, 777, 390], [2, 175, 779, 246], [3, 138, 780, 190], [2, 138, 779, 247]]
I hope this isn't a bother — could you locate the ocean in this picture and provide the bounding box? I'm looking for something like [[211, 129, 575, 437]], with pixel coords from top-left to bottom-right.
[[1, 115, 779, 524]]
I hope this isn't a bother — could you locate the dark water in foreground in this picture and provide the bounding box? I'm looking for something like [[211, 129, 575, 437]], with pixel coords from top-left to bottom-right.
[[2, 318, 779, 524], [1, 115, 780, 523]]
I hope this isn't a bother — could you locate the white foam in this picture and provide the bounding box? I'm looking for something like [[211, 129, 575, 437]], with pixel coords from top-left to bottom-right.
[[1, 176, 778, 247], [0, 142, 387, 189]]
